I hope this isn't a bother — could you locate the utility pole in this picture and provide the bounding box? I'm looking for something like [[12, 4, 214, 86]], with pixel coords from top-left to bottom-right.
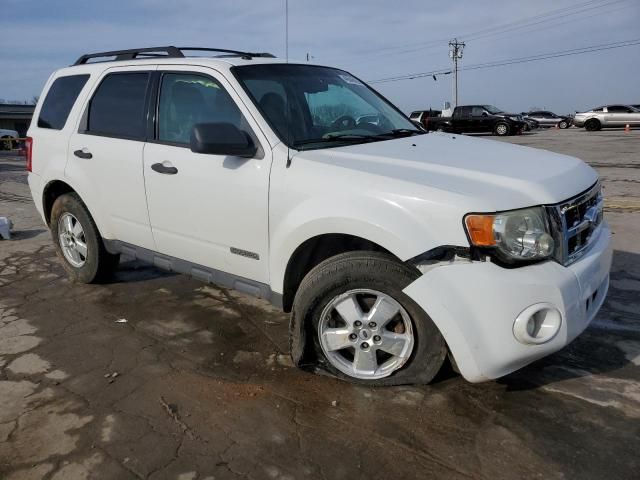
[[448, 38, 465, 108]]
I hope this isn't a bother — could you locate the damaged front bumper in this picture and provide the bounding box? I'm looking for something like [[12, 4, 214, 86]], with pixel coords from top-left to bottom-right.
[[403, 223, 613, 382]]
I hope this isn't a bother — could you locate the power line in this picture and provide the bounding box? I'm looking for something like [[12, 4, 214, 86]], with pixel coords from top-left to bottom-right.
[[461, 0, 630, 42], [368, 38, 640, 84], [326, 0, 631, 65]]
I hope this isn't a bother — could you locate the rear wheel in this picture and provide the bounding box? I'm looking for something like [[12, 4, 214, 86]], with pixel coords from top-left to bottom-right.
[[584, 119, 601, 131], [291, 252, 447, 385], [50, 193, 120, 283], [494, 123, 510, 136]]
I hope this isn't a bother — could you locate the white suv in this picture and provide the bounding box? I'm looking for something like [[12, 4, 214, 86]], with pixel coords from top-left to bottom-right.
[[26, 46, 612, 385]]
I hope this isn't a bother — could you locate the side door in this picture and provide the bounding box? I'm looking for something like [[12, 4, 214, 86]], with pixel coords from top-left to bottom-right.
[[533, 112, 549, 126], [454, 107, 472, 132], [607, 106, 636, 125], [470, 106, 489, 132], [544, 112, 560, 127], [67, 67, 156, 250], [143, 67, 272, 283], [602, 106, 622, 126]]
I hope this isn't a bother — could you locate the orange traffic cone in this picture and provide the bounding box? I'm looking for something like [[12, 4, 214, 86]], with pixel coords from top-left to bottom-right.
[[625, 124, 631, 133]]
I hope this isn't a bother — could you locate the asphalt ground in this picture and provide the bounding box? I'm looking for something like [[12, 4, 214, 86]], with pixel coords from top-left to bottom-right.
[[0, 127, 639, 479]]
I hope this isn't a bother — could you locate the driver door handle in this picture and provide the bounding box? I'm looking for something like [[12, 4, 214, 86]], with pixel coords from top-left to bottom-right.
[[151, 162, 178, 175]]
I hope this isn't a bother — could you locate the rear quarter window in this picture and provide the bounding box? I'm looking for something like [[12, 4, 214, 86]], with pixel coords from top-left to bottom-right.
[[87, 72, 150, 139], [37, 74, 90, 129]]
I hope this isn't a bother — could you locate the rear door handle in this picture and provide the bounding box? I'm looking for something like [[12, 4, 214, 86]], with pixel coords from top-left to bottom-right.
[[151, 162, 178, 175], [74, 148, 92, 159]]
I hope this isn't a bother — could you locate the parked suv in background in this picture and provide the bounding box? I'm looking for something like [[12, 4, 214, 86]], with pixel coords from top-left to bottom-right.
[[409, 109, 441, 130], [523, 111, 570, 129], [27, 46, 611, 385], [573, 105, 640, 131]]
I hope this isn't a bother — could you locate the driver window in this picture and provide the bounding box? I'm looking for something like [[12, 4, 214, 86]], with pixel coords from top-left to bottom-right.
[[157, 73, 247, 145], [305, 84, 378, 130], [471, 107, 485, 117]]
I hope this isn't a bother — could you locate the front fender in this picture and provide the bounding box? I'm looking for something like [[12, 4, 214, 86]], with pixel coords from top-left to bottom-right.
[[269, 194, 445, 295]]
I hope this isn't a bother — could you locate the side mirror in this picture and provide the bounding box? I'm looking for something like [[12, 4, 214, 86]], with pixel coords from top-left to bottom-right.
[[190, 123, 257, 158], [481, 111, 488, 117]]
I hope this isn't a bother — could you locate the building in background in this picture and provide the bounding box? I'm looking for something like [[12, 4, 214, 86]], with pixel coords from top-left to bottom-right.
[[0, 104, 35, 138]]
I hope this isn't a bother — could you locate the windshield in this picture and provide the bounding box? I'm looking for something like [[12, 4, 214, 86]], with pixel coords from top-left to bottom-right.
[[233, 64, 421, 150], [482, 105, 503, 114]]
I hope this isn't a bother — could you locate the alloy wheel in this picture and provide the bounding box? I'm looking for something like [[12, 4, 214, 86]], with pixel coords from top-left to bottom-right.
[[58, 212, 88, 267], [318, 289, 415, 380]]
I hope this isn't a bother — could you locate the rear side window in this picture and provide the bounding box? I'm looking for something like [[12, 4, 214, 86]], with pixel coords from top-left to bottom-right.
[[38, 74, 89, 129], [607, 105, 631, 113], [456, 106, 471, 118], [87, 72, 149, 139]]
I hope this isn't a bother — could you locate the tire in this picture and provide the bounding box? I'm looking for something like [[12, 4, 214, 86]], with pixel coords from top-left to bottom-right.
[[50, 192, 120, 283], [494, 123, 510, 136], [584, 119, 601, 131], [558, 120, 569, 129], [291, 251, 447, 386]]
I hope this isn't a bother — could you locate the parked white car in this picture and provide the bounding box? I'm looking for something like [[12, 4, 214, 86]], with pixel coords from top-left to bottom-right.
[[26, 47, 611, 385], [0, 128, 19, 150]]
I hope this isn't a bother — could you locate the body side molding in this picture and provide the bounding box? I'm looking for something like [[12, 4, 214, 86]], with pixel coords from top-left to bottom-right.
[[104, 240, 282, 309]]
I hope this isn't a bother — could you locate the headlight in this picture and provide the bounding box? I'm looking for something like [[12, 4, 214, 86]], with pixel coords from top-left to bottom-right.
[[464, 207, 554, 262]]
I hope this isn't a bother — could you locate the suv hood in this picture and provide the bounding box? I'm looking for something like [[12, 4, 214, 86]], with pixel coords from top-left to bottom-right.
[[294, 133, 597, 210]]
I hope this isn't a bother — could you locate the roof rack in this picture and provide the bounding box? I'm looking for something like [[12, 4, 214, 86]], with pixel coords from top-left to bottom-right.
[[72, 46, 276, 66]]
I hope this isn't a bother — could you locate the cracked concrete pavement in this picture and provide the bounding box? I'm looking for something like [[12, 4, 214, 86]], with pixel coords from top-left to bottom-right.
[[1, 128, 639, 479]]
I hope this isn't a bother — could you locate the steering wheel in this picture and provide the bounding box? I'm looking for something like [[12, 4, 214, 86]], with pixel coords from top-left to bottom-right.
[[331, 115, 356, 129]]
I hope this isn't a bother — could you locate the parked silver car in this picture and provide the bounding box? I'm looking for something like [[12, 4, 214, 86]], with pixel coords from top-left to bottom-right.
[[573, 105, 640, 131], [523, 111, 570, 129]]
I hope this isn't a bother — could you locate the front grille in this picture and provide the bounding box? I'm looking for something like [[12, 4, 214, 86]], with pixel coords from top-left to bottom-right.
[[546, 182, 603, 266]]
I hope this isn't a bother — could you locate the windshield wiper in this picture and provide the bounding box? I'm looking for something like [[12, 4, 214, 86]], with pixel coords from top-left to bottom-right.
[[292, 129, 424, 149], [378, 128, 424, 137], [293, 134, 382, 147]]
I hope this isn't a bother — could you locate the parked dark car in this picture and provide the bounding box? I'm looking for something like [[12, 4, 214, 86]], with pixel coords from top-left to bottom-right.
[[409, 109, 442, 130], [428, 105, 525, 136], [523, 111, 571, 129]]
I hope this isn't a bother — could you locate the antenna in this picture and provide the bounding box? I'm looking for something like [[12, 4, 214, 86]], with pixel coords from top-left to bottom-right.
[[284, 0, 292, 167], [285, 0, 289, 63]]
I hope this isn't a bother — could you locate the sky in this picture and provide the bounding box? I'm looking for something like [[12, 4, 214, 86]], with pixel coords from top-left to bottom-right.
[[1, 0, 639, 115]]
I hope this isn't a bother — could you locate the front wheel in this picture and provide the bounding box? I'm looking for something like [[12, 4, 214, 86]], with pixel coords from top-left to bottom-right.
[[50, 193, 120, 283], [291, 252, 447, 385], [558, 120, 569, 129], [494, 123, 510, 136]]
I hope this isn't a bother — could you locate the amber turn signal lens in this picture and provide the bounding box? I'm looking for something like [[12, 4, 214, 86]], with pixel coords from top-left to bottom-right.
[[465, 215, 496, 246]]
